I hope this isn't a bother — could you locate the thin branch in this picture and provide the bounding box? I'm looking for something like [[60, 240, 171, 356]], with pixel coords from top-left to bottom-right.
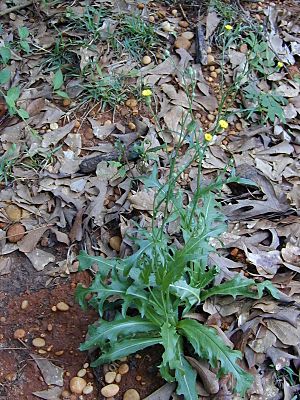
[[0, 1, 34, 17]]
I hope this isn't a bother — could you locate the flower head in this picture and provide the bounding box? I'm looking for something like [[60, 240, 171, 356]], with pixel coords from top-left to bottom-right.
[[277, 61, 284, 68], [225, 24, 233, 30], [204, 133, 213, 141], [219, 119, 229, 129], [142, 89, 152, 97]]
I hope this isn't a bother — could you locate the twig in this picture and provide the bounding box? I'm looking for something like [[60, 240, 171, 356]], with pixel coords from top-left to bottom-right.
[[0, 0, 34, 17], [179, 4, 190, 24]]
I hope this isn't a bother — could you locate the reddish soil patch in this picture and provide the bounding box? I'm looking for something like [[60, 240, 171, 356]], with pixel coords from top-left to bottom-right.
[[0, 253, 164, 400]]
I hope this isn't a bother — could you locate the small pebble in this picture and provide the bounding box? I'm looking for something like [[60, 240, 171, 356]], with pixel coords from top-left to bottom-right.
[[179, 20, 189, 28], [47, 323, 53, 332], [77, 369, 87, 378], [239, 44, 248, 54], [149, 15, 155, 23], [136, 375, 142, 381], [210, 71, 217, 79], [38, 349, 47, 354], [115, 373, 122, 383], [207, 54, 215, 65], [118, 363, 129, 375], [109, 236, 122, 252], [32, 338, 46, 348], [7, 223, 26, 243], [101, 384, 120, 398], [182, 31, 194, 40], [137, 3, 144, 9], [171, 9, 178, 16], [105, 371, 117, 384], [14, 329, 26, 339], [161, 21, 172, 32], [82, 384, 93, 395], [209, 66, 215, 71], [55, 350, 64, 356], [83, 363, 89, 369], [142, 55, 152, 65], [74, 120, 80, 128], [61, 390, 71, 399], [51, 306, 57, 312], [128, 122, 136, 131], [49, 122, 59, 130], [70, 377, 87, 394], [21, 300, 29, 310], [123, 389, 140, 400], [207, 46, 212, 54], [63, 98, 71, 107], [207, 114, 215, 122], [56, 302, 69, 311]]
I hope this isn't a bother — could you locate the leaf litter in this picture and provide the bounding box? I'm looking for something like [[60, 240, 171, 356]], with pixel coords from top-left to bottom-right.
[[0, 0, 300, 398]]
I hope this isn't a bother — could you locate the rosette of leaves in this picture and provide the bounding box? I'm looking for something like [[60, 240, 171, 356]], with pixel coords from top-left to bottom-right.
[[76, 167, 279, 399]]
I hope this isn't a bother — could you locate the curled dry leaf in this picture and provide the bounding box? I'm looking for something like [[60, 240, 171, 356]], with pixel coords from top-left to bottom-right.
[[186, 356, 219, 394]]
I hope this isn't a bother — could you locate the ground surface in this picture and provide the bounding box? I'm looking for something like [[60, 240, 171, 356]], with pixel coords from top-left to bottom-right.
[[0, 0, 300, 399]]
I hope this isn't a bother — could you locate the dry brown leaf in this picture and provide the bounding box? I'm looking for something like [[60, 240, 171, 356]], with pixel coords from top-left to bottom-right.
[[186, 356, 219, 394]]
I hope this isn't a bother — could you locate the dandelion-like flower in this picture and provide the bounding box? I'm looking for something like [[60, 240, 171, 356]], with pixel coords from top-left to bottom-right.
[[204, 133, 213, 141], [225, 24, 233, 30], [277, 61, 284, 68], [142, 89, 152, 97], [219, 119, 229, 129]]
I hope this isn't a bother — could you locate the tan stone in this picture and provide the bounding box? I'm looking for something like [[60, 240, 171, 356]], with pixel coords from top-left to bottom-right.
[[105, 371, 117, 384], [123, 389, 140, 400], [14, 329, 26, 339], [69, 377, 87, 394], [118, 363, 129, 375], [32, 338, 46, 348], [174, 37, 191, 50], [101, 384, 120, 398], [109, 236, 122, 252], [56, 302, 69, 311]]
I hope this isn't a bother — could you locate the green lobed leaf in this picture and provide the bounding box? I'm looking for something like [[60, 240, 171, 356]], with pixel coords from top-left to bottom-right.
[[178, 319, 253, 395], [55, 89, 69, 99], [80, 315, 158, 351], [91, 336, 162, 367], [18, 26, 29, 39], [16, 108, 29, 120], [201, 275, 281, 301], [201, 274, 257, 301], [0, 68, 11, 85], [78, 250, 119, 276], [0, 47, 11, 64], [169, 280, 200, 308], [175, 340, 198, 400], [6, 86, 20, 102], [53, 69, 64, 91], [20, 40, 30, 54], [160, 322, 180, 371]]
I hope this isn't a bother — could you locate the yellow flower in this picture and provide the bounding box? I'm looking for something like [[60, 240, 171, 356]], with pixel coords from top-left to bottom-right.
[[219, 119, 229, 129], [142, 89, 152, 97], [277, 61, 284, 68], [204, 133, 213, 141], [225, 24, 233, 30]]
